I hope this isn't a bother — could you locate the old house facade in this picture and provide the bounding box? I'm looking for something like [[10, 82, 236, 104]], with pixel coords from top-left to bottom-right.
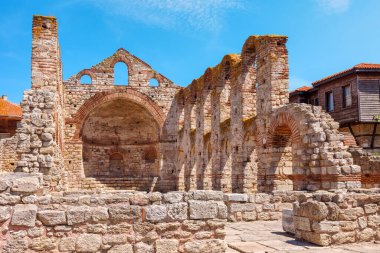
[[290, 63, 380, 149], [290, 64, 380, 188]]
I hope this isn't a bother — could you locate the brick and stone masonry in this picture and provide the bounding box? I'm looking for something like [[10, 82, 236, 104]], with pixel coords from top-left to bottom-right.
[[2, 15, 362, 193], [0, 15, 378, 251]]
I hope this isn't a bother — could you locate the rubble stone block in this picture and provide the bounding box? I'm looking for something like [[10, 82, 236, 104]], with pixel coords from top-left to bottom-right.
[[11, 176, 41, 194], [339, 207, 364, 221], [189, 200, 218, 219], [37, 210, 66, 226], [109, 244, 134, 253], [109, 205, 141, 221], [11, 204, 37, 227], [193, 190, 223, 201], [282, 209, 294, 234], [311, 221, 340, 233], [76, 234, 102, 252], [155, 239, 179, 253], [357, 228, 375, 242], [145, 205, 167, 222], [0, 206, 12, 222], [167, 202, 188, 221], [163, 192, 184, 203], [300, 231, 331, 246], [134, 242, 154, 253], [29, 237, 57, 251], [184, 239, 227, 253], [86, 206, 109, 222], [103, 234, 127, 245], [229, 203, 256, 213], [332, 231, 356, 244], [224, 194, 248, 202], [364, 204, 377, 214], [58, 237, 76, 252], [67, 206, 89, 225], [297, 201, 328, 221], [293, 216, 311, 231]]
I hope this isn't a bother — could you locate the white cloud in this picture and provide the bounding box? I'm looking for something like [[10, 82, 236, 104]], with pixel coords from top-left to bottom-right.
[[315, 0, 351, 14], [83, 0, 244, 32]]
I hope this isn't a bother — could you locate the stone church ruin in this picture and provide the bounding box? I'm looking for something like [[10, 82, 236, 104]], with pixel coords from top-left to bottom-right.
[[0, 15, 378, 252]]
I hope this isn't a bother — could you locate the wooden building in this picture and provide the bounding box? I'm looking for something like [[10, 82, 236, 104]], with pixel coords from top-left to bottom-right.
[[0, 95, 22, 139], [290, 63, 380, 150]]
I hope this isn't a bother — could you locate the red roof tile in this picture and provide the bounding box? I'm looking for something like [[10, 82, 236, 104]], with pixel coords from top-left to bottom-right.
[[0, 98, 22, 118], [294, 86, 312, 92], [313, 63, 380, 86]]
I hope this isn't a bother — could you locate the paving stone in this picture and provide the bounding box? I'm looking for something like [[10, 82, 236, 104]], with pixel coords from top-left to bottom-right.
[[228, 242, 276, 252]]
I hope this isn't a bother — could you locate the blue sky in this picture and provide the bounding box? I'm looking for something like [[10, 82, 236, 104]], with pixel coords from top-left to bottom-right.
[[1, 0, 380, 103]]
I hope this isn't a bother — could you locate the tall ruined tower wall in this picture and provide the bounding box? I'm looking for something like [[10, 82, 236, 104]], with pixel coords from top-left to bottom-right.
[[15, 16, 66, 190]]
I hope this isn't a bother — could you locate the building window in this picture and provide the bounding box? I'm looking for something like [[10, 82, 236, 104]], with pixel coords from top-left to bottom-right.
[[342, 85, 352, 108], [314, 98, 319, 106], [325, 91, 334, 112]]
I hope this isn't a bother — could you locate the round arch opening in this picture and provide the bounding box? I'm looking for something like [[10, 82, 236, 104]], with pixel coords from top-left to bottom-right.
[[268, 122, 304, 191], [81, 98, 160, 179]]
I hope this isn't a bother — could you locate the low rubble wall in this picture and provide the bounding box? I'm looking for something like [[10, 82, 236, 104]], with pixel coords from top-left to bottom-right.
[[0, 173, 228, 253], [284, 189, 380, 246], [1, 173, 379, 251]]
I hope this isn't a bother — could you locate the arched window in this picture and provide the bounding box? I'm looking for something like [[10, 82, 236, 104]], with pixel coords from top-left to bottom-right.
[[114, 62, 129, 85], [80, 75, 92, 85], [149, 78, 159, 87]]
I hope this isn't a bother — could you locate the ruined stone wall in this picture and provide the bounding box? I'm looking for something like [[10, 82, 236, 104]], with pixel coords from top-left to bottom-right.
[[0, 136, 18, 172], [0, 174, 231, 253], [177, 41, 258, 193], [285, 189, 380, 246], [176, 35, 361, 193], [15, 16, 66, 191], [62, 40, 181, 192]]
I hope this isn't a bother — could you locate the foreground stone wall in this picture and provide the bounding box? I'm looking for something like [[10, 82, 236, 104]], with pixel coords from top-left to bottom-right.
[[0, 174, 229, 253], [285, 189, 380, 246]]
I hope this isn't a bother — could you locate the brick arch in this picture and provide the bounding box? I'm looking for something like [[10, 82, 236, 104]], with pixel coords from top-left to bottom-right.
[[110, 57, 134, 76], [71, 90, 165, 139], [149, 72, 163, 87], [76, 69, 95, 84], [267, 111, 302, 147]]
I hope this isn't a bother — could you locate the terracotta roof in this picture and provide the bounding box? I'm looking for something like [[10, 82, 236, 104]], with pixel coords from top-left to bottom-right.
[[294, 86, 312, 92], [313, 63, 380, 86], [0, 98, 22, 118]]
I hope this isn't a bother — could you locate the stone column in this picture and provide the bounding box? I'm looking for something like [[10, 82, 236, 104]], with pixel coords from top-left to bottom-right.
[[254, 35, 289, 192], [211, 89, 222, 190]]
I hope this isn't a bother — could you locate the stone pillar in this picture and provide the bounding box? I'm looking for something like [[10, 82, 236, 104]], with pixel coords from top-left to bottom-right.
[[254, 35, 289, 192], [230, 80, 245, 193], [195, 87, 205, 190], [211, 89, 222, 190], [203, 73, 213, 190]]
